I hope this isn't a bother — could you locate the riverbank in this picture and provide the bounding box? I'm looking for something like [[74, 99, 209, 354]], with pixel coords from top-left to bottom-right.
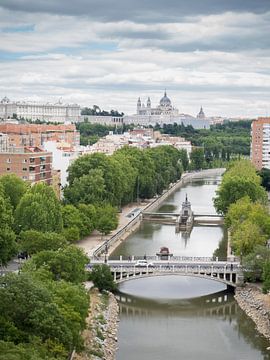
[[235, 284, 270, 343], [73, 288, 119, 360]]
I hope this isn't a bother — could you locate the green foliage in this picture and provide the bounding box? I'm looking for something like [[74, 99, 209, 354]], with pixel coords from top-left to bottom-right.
[[0, 273, 72, 352], [243, 246, 270, 282], [0, 340, 59, 360], [15, 183, 63, 233], [90, 264, 117, 292], [189, 148, 205, 170], [158, 120, 251, 160], [62, 227, 80, 242], [0, 185, 17, 265], [64, 169, 106, 205], [25, 246, 89, 283], [258, 168, 270, 191], [65, 145, 185, 208], [0, 174, 28, 210], [0, 271, 89, 358], [95, 205, 118, 235], [226, 197, 270, 236], [231, 220, 267, 256], [262, 261, 270, 293], [61, 204, 96, 239], [19, 230, 67, 254], [214, 160, 267, 214]]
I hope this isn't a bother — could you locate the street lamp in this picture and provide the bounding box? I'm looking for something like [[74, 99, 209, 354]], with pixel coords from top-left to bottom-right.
[[104, 242, 108, 264]]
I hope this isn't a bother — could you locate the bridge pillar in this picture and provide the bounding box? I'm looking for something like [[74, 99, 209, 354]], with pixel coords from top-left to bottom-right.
[[236, 270, 244, 287], [211, 265, 214, 277], [120, 266, 123, 280], [198, 265, 201, 274], [185, 265, 188, 274], [132, 256, 134, 261], [172, 265, 175, 272]]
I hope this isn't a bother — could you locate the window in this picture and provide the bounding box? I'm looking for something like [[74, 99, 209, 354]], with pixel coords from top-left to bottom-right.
[[6, 167, 10, 171], [6, 158, 11, 163], [22, 167, 27, 171], [22, 159, 27, 163], [30, 158, 35, 163], [29, 166, 35, 172]]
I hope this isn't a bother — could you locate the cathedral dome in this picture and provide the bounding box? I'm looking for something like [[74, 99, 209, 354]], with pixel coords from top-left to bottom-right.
[[159, 91, 171, 106]]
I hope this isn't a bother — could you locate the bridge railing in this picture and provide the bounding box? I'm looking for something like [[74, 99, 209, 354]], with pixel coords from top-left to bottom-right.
[[91, 255, 221, 262]]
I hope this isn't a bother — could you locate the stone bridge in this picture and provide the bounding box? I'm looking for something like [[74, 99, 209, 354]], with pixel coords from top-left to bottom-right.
[[88, 259, 243, 287]]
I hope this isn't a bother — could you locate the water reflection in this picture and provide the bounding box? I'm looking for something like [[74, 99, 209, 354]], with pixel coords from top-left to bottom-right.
[[111, 177, 227, 260], [116, 276, 270, 360]]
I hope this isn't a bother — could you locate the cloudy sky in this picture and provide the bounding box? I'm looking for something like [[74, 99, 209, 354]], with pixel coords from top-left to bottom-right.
[[0, 0, 270, 117]]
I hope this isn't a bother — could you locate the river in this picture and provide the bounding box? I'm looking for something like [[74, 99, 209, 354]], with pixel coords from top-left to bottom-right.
[[113, 172, 270, 359]]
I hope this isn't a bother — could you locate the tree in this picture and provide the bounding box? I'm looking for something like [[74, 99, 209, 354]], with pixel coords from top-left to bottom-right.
[[0, 273, 73, 352], [243, 245, 270, 282], [64, 169, 106, 205], [19, 230, 67, 254], [90, 264, 116, 291], [225, 196, 270, 236], [214, 177, 267, 214], [96, 205, 118, 236], [189, 148, 205, 170], [259, 168, 270, 191], [25, 246, 89, 283], [62, 205, 84, 238], [15, 183, 63, 233], [231, 220, 267, 256], [0, 174, 28, 210], [262, 261, 270, 294], [0, 186, 17, 265]]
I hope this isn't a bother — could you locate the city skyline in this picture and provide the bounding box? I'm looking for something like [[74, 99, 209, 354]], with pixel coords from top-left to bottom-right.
[[0, 0, 270, 117]]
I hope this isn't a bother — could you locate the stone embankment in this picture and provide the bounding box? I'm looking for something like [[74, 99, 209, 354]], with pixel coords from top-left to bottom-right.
[[73, 289, 119, 360], [235, 285, 270, 343]]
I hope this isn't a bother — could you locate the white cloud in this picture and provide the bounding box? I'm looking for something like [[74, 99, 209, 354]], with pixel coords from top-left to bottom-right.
[[0, 7, 270, 117]]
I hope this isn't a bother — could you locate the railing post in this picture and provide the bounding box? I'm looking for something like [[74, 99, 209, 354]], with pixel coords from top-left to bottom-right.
[[185, 265, 188, 274], [120, 266, 123, 280], [120, 255, 122, 261]]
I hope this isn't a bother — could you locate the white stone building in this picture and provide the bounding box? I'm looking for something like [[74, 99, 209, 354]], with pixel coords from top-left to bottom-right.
[[136, 91, 179, 116], [0, 97, 81, 123]]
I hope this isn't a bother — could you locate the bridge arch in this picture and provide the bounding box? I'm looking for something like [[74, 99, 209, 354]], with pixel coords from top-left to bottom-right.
[[111, 267, 241, 288]]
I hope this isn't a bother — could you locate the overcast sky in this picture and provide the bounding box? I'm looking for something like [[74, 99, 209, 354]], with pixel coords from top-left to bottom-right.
[[0, 0, 270, 117]]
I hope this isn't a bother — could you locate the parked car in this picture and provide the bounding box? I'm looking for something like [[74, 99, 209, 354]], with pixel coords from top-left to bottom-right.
[[135, 260, 154, 267]]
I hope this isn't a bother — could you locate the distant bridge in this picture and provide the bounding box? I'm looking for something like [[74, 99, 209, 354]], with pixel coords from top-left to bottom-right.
[[88, 259, 243, 288], [141, 212, 224, 225]]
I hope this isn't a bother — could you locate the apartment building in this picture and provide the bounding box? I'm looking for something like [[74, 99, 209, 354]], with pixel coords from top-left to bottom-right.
[[0, 123, 80, 148], [251, 117, 270, 170], [0, 146, 52, 185]]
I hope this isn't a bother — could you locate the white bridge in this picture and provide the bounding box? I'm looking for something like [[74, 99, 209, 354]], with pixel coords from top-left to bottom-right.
[[88, 258, 243, 287]]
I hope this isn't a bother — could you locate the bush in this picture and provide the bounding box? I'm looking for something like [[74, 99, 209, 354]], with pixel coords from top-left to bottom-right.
[[90, 264, 116, 292]]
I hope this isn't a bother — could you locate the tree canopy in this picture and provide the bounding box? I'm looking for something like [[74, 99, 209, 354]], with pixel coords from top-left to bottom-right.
[[15, 183, 63, 233]]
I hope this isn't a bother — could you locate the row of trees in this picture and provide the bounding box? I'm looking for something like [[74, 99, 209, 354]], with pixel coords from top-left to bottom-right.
[[214, 160, 270, 292], [156, 120, 251, 161], [81, 105, 124, 117], [64, 146, 189, 206]]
